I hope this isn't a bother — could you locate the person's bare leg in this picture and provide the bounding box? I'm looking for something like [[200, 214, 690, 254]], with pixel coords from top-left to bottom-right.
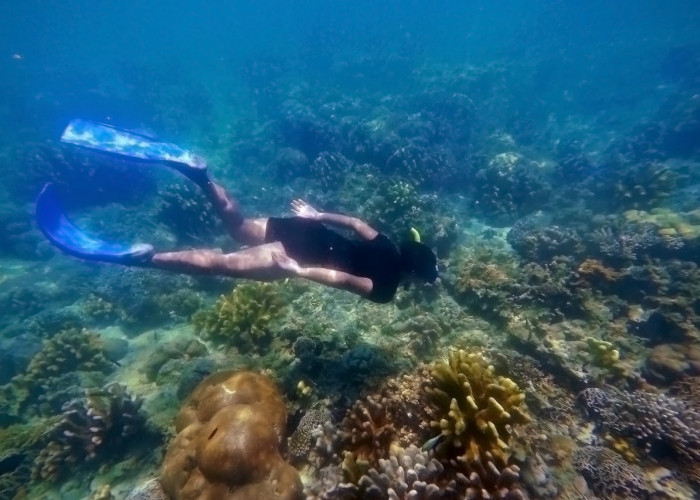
[[174, 164, 268, 246], [197, 177, 267, 246], [150, 242, 289, 281]]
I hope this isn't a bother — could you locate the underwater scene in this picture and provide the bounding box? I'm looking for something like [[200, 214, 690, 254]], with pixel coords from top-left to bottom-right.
[[1, 1, 700, 499]]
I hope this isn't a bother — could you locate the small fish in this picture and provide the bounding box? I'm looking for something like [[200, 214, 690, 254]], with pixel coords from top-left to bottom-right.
[[421, 434, 443, 452]]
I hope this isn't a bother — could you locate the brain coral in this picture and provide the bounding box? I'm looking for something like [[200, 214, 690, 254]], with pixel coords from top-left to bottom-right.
[[160, 370, 302, 500]]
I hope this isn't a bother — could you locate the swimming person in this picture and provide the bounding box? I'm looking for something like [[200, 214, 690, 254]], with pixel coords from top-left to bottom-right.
[[36, 120, 439, 304]]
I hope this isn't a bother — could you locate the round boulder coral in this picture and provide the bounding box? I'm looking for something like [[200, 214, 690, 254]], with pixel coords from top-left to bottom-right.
[[161, 370, 302, 500]]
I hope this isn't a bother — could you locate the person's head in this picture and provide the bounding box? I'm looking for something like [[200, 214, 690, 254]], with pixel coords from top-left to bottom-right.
[[399, 240, 439, 283]]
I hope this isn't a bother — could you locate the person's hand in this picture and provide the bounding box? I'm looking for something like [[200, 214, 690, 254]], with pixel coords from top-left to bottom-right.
[[272, 251, 303, 275], [291, 199, 320, 220]]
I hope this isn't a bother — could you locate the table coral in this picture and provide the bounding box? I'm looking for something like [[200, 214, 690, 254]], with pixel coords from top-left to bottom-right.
[[425, 349, 531, 493], [160, 370, 303, 500], [192, 282, 286, 351]]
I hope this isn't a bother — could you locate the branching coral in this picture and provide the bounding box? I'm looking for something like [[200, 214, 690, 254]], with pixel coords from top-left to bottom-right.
[[424, 349, 530, 491], [23, 328, 113, 379], [340, 395, 396, 466], [192, 282, 286, 351], [579, 386, 700, 467], [1, 328, 115, 417], [358, 445, 525, 500], [571, 446, 647, 499], [32, 382, 145, 482], [160, 370, 302, 499]]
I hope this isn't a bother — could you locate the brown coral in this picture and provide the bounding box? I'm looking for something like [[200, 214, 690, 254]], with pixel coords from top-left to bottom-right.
[[32, 382, 144, 482], [160, 370, 302, 500], [339, 394, 396, 466]]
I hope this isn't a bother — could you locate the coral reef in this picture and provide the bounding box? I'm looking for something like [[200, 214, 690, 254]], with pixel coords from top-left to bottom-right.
[[157, 181, 222, 245], [579, 386, 700, 467], [358, 444, 526, 500], [94, 267, 205, 327], [506, 220, 585, 263], [644, 343, 700, 384], [32, 382, 145, 482], [310, 151, 352, 190], [141, 338, 208, 383], [160, 370, 303, 499], [472, 152, 550, 224], [0, 328, 116, 418], [288, 406, 333, 464], [339, 395, 396, 466], [193, 282, 286, 351], [424, 349, 530, 495], [571, 446, 648, 499]]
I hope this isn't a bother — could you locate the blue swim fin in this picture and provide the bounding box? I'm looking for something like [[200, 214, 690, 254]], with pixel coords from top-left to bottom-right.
[[36, 183, 154, 265], [60, 119, 207, 180]]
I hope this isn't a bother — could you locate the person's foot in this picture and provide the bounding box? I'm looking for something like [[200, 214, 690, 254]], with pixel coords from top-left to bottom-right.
[[163, 154, 209, 185], [271, 251, 302, 275], [122, 243, 156, 266]]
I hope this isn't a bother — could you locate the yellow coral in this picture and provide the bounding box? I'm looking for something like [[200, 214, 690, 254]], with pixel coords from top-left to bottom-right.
[[193, 282, 286, 350], [425, 349, 530, 471], [585, 337, 620, 366], [624, 208, 700, 240]]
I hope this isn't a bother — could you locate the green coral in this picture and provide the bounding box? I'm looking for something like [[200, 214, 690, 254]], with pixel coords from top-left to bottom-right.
[[192, 282, 287, 351], [24, 328, 112, 379], [425, 349, 531, 478], [0, 418, 60, 498], [0, 328, 113, 417]]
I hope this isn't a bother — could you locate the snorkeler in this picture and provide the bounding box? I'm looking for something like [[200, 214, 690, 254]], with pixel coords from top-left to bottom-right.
[[36, 120, 439, 303]]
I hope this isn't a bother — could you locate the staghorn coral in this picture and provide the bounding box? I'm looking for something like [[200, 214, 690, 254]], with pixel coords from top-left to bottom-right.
[[192, 282, 286, 351], [160, 370, 302, 499], [424, 349, 530, 493], [571, 446, 647, 499], [32, 382, 145, 482], [590, 223, 669, 263], [579, 386, 700, 467]]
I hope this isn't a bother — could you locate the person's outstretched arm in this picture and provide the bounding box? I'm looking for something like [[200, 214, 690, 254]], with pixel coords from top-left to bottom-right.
[[291, 199, 378, 241]]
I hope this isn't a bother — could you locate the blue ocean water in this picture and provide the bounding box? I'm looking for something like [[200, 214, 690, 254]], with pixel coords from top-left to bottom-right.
[[1, 1, 700, 498]]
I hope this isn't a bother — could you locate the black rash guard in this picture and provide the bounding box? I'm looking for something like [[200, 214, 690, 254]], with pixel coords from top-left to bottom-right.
[[265, 217, 402, 303]]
